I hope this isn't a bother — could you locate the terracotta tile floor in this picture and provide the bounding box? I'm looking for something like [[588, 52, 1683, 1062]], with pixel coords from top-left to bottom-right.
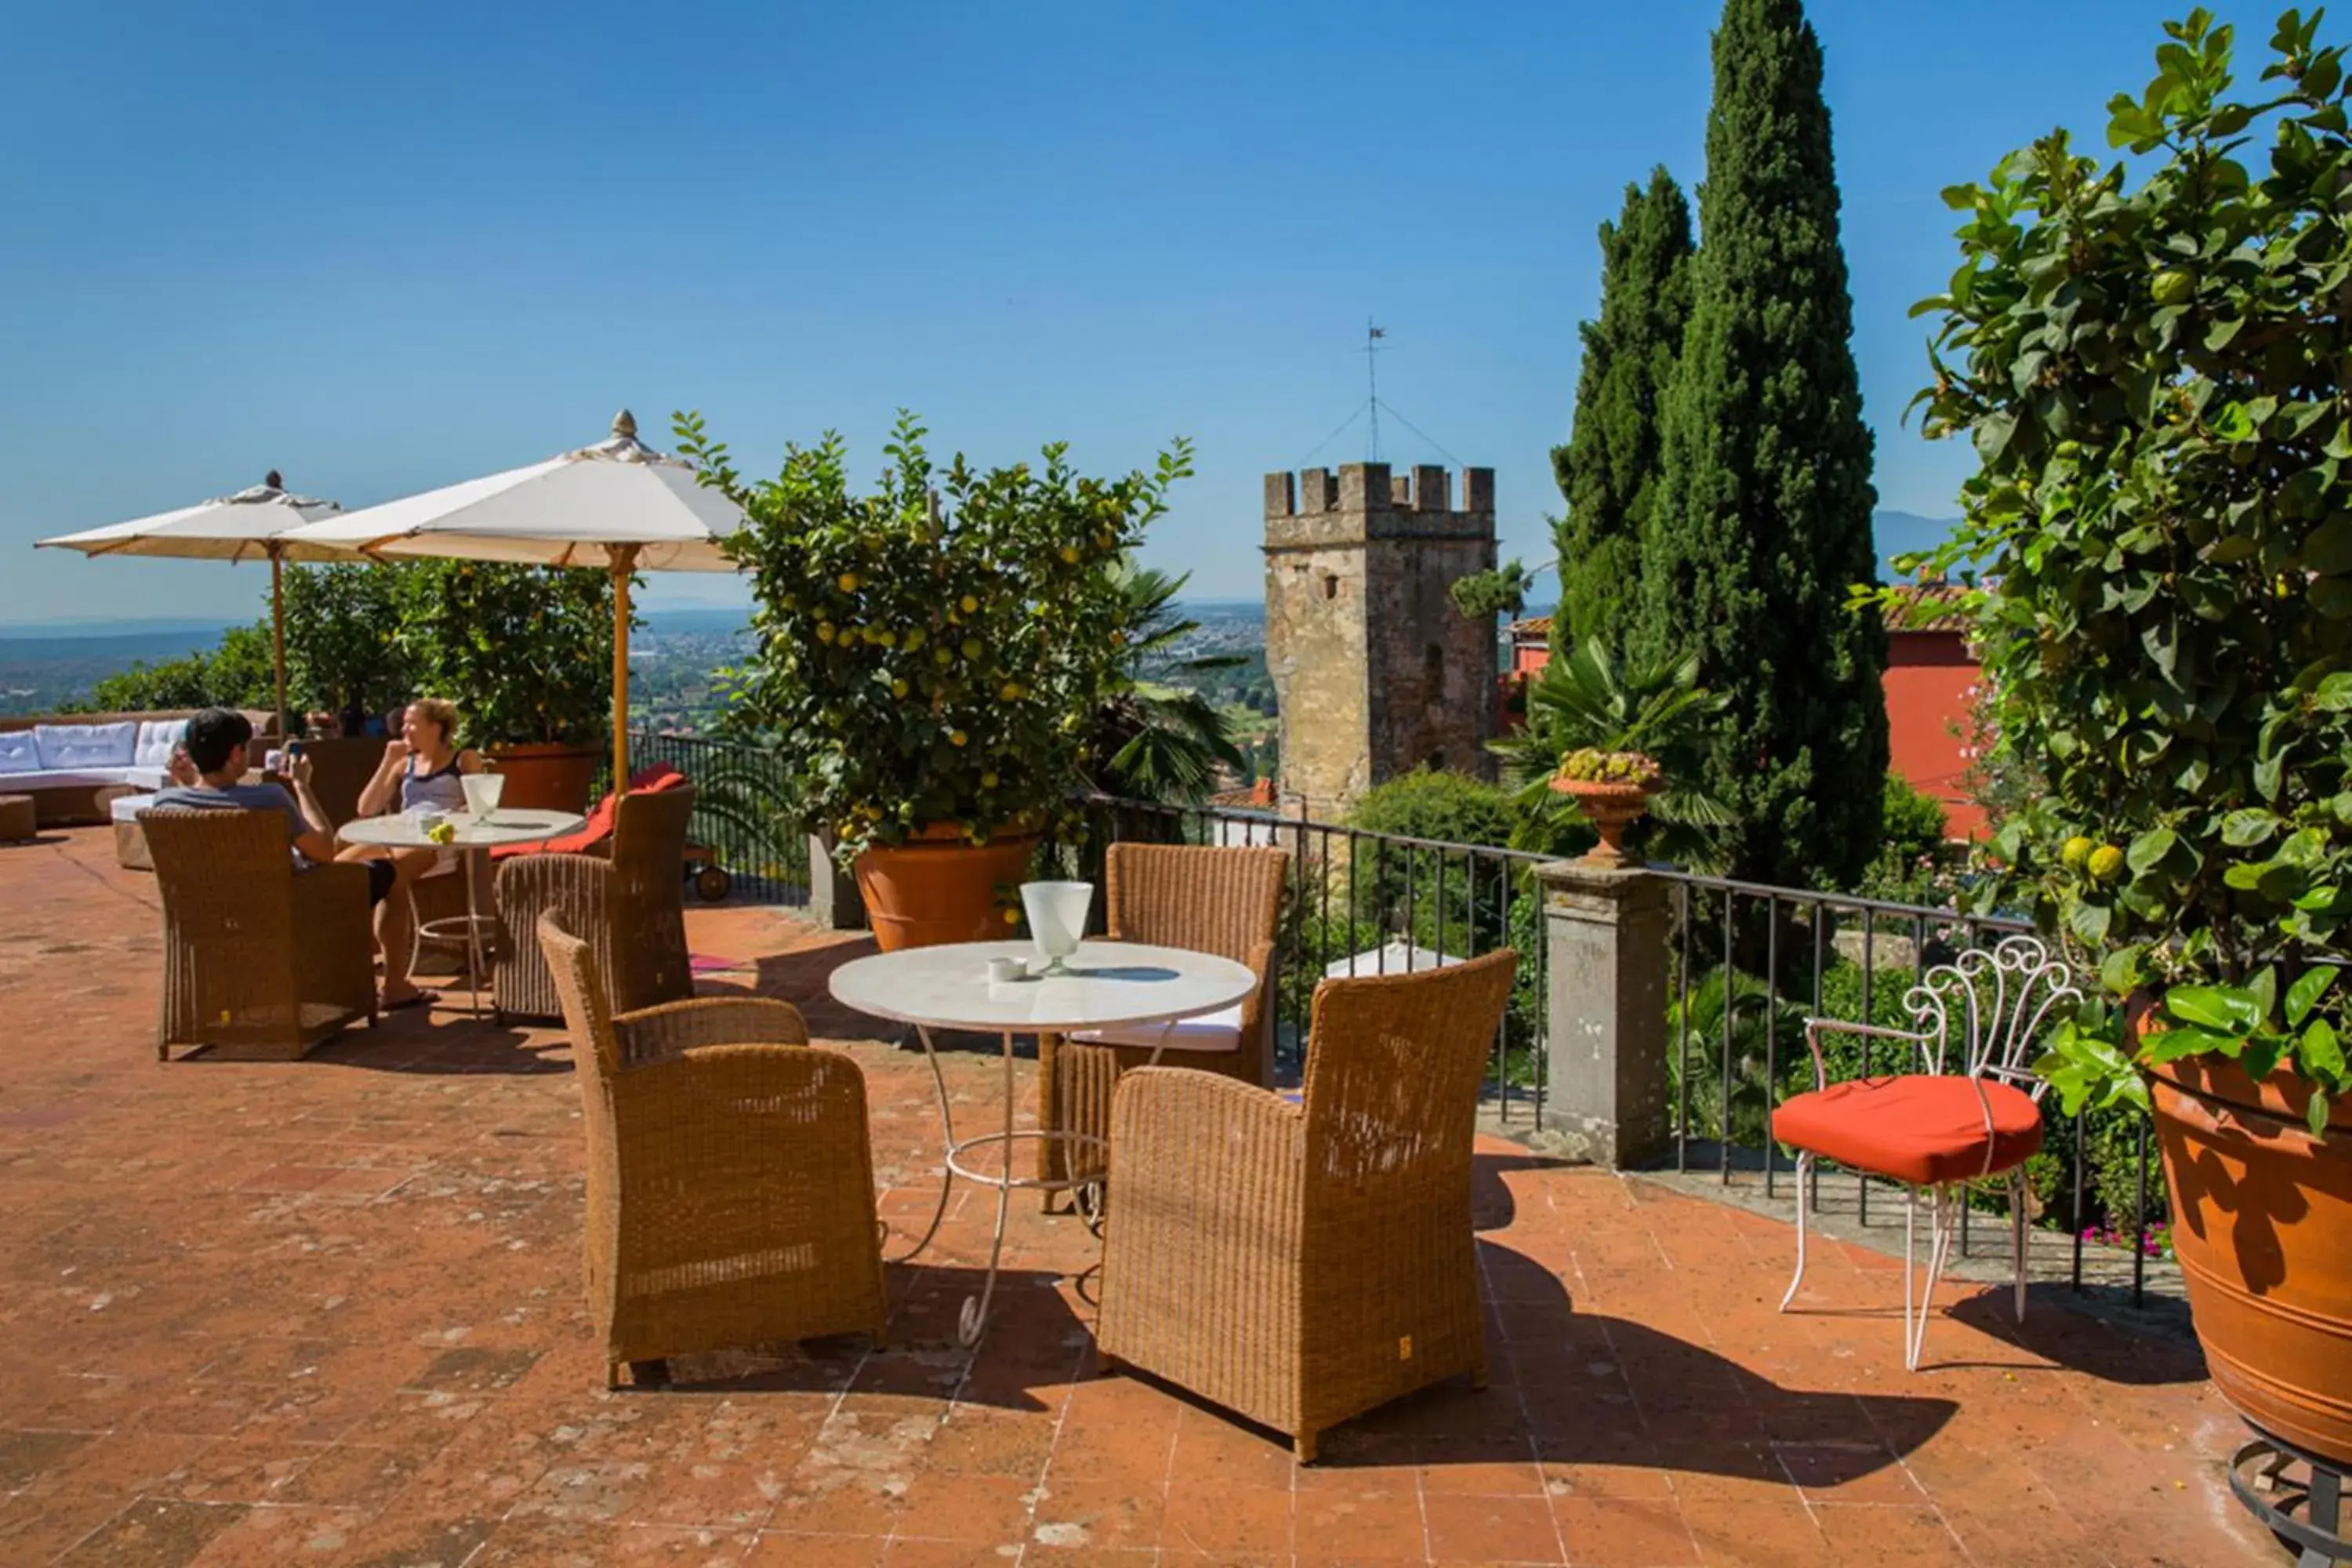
[[0, 827, 2286, 1566]]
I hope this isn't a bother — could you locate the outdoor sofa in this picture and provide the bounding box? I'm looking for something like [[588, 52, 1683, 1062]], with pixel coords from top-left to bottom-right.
[[0, 709, 276, 826]]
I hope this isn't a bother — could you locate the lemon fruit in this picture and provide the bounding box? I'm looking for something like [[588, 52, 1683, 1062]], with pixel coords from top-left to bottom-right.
[[2089, 844, 2126, 884], [2061, 836, 2094, 872]]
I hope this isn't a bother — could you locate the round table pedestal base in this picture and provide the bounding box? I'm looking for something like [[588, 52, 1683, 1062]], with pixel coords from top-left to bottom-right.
[[895, 1028, 1109, 1348]]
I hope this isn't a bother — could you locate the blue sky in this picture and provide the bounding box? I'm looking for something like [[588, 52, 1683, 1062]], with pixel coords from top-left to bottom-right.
[[0, 0, 2288, 623]]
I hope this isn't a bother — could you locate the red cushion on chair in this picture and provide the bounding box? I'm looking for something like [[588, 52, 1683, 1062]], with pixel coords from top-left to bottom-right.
[[488, 763, 688, 860], [1772, 1075, 2045, 1188]]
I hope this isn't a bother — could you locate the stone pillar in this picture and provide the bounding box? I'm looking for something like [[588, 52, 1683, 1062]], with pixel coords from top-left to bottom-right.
[[1535, 859, 1673, 1169], [807, 831, 867, 931]]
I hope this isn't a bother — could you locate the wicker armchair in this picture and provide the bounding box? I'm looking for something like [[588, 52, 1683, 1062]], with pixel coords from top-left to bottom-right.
[[1036, 843, 1287, 1198], [495, 786, 695, 1021], [1095, 946, 1518, 1461], [144, 808, 376, 1062], [539, 914, 887, 1387]]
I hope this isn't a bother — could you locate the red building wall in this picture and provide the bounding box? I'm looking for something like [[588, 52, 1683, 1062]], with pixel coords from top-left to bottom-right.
[[1885, 627, 1985, 840]]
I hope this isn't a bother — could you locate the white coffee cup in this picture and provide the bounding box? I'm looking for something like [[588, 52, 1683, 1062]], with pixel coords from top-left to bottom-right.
[[987, 955, 1027, 984]]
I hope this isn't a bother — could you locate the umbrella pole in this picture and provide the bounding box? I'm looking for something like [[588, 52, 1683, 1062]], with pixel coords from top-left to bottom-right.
[[270, 546, 289, 740], [610, 546, 638, 797]]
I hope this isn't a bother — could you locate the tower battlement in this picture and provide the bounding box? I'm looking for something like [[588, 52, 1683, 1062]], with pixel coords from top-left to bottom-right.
[[1264, 463, 1496, 550]]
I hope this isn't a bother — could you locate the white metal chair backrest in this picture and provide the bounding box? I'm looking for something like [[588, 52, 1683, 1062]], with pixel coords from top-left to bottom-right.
[[1902, 935, 2083, 1098]]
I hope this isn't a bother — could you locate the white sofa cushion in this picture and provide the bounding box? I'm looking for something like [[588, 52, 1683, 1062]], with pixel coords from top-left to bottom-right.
[[34, 720, 136, 770], [0, 731, 37, 775], [111, 793, 157, 823], [132, 719, 187, 771], [1073, 1003, 1246, 1054], [1, 768, 150, 791]]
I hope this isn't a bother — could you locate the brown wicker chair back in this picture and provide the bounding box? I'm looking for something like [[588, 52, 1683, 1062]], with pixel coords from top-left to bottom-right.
[[608, 784, 695, 1003], [1037, 842, 1290, 1200], [1102, 841, 1289, 962], [1096, 946, 1519, 1461], [144, 808, 375, 1061], [1299, 948, 1519, 1190], [538, 912, 888, 1384], [495, 785, 695, 1021]]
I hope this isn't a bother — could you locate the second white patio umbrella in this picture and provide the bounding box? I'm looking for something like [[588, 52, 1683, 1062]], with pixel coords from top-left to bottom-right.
[[281, 412, 746, 792], [36, 474, 358, 735]]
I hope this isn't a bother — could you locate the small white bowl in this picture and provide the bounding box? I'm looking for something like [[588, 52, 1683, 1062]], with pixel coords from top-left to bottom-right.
[[987, 955, 1028, 984]]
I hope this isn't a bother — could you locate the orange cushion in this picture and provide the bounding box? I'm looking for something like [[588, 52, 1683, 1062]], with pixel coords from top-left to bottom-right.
[[1771, 1075, 2045, 1188]]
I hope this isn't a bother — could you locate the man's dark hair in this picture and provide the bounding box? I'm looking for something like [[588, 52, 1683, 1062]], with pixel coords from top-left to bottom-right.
[[183, 708, 254, 774]]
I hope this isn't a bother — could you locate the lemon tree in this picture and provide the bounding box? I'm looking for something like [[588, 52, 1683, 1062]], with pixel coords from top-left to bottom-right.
[[1892, 9, 2352, 1128], [677, 410, 1191, 866]]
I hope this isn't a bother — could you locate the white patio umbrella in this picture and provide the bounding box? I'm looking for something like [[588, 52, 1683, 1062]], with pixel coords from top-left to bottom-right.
[[280, 412, 746, 793], [36, 474, 358, 735]]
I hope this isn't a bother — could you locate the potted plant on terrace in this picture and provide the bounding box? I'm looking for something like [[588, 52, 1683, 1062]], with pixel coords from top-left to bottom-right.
[[677, 410, 1191, 950], [1548, 746, 1664, 867], [392, 559, 625, 812], [1901, 8, 2352, 1465]]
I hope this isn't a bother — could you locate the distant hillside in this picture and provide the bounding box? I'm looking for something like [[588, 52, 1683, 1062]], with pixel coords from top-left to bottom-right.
[[0, 627, 238, 716]]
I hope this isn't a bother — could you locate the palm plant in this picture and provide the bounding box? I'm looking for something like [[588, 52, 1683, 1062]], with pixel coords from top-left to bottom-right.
[[1083, 564, 1248, 804], [1491, 634, 1735, 869]]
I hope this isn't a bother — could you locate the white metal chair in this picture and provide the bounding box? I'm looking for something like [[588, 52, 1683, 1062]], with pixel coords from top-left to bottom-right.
[[1771, 935, 2083, 1369]]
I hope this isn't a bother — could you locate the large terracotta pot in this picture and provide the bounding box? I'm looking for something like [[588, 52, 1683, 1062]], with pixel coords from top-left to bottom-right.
[[2147, 1040, 2352, 1465], [852, 826, 1039, 953], [487, 742, 602, 815]]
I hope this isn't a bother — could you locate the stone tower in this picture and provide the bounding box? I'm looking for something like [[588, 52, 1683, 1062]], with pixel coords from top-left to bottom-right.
[[1262, 463, 1498, 818]]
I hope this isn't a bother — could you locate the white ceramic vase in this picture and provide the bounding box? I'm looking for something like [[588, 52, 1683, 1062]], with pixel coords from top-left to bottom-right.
[[1020, 880, 1093, 975], [461, 772, 506, 818]]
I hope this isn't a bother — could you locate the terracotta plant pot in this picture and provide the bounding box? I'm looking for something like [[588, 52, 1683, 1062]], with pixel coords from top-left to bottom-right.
[[1550, 776, 1661, 868], [2143, 1014, 2352, 1465], [853, 826, 1039, 953], [487, 742, 603, 815]]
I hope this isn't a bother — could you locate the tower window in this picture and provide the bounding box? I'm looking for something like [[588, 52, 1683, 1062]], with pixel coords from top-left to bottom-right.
[[1322, 572, 1340, 600], [1424, 643, 1445, 692]]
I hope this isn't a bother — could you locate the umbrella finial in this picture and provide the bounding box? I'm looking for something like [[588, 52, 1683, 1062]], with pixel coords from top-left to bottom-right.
[[612, 410, 637, 441], [265, 469, 284, 491]]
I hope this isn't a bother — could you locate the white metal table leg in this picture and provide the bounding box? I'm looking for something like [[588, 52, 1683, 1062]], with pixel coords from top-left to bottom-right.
[[956, 1030, 1018, 1348], [462, 850, 481, 1018]]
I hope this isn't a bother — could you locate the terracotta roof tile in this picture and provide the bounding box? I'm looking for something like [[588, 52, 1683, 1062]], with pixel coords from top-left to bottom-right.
[[1884, 583, 1975, 633]]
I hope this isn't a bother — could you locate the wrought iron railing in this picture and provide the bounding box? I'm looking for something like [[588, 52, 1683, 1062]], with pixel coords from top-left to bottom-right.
[[626, 730, 810, 905]]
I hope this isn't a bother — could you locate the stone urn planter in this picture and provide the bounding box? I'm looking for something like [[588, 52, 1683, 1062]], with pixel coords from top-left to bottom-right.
[[2139, 1007, 2352, 1466], [852, 825, 1039, 953], [1550, 775, 1664, 868]]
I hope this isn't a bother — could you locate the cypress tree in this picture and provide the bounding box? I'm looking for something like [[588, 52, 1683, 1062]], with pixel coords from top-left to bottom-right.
[[1550, 169, 1693, 652], [1634, 0, 1888, 891]]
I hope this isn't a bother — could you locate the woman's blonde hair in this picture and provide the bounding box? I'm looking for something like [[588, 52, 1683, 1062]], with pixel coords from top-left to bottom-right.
[[408, 696, 461, 746]]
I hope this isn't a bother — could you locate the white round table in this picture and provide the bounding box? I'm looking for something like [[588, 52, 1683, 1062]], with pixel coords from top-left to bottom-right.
[[339, 808, 587, 1016], [829, 938, 1258, 1347]]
